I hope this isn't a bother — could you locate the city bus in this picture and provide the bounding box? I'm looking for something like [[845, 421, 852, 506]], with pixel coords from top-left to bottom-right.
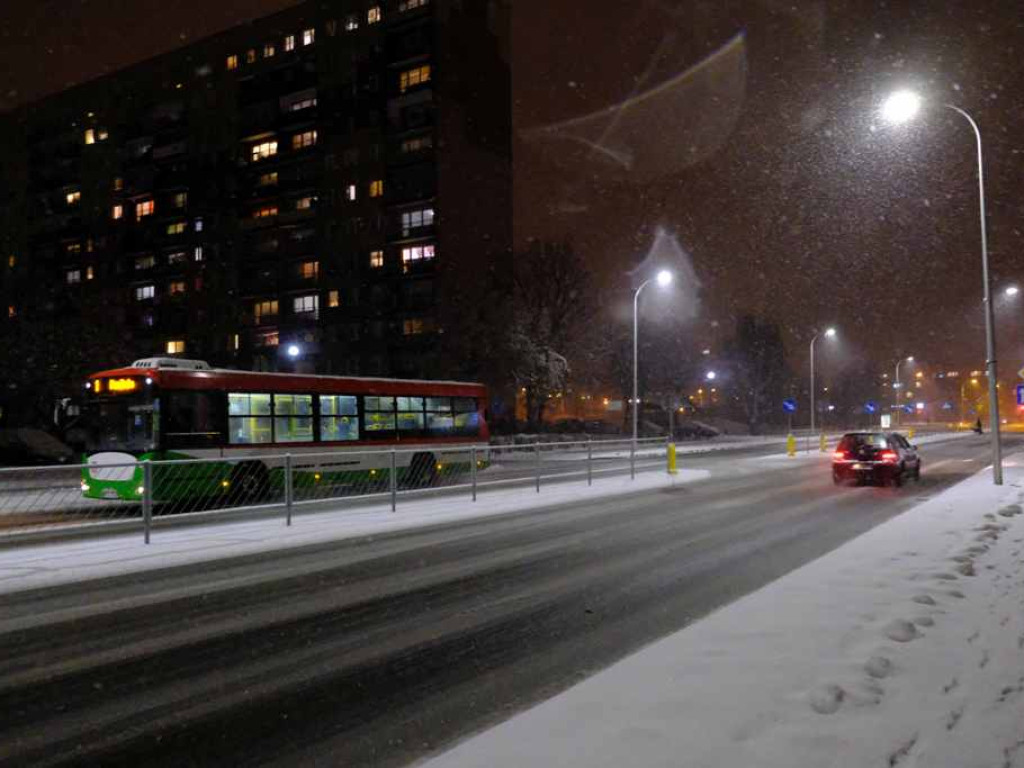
[[79, 358, 489, 501]]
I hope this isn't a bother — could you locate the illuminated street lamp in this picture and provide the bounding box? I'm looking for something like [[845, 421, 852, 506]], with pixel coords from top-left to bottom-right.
[[881, 89, 1002, 484], [705, 370, 717, 381], [287, 344, 301, 358], [632, 269, 674, 449], [1005, 285, 1020, 298], [809, 327, 837, 436], [894, 356, 914, 425]]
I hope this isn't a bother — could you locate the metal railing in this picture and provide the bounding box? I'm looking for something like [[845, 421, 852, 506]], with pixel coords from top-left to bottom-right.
[[0, 437, 672, 544]]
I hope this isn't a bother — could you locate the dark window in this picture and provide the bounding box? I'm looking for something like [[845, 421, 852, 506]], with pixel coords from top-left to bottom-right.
[[163, 391, 225, 449]]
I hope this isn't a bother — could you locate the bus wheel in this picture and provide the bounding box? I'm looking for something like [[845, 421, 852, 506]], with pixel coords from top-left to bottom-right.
[[408, 453, 438, 488], [231, 462, 269, 502]]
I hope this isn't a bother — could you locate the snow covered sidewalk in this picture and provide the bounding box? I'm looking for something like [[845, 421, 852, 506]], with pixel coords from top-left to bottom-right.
[[423, 456, 1024, 768]]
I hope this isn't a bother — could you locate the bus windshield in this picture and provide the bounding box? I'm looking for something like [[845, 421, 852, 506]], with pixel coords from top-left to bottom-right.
[[82, 398, 158, 454]]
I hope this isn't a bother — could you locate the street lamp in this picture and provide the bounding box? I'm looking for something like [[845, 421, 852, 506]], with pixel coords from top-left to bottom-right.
[[894, 356, 913, 425], [287, 344, 301, 358], [881, 89, 1002, 484], [705, 370, 717, 381], [632, 269, 673, 446], [809, 327, 837, 437], [1005, 285, 1020, 298]]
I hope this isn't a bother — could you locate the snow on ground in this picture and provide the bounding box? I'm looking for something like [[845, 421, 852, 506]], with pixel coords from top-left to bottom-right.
[[0, 468, 708, 596], [422, 456, 1024, 768]]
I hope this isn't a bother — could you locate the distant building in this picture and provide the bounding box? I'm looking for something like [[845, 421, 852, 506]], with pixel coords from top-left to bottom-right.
[[0, 0, 511, 406]]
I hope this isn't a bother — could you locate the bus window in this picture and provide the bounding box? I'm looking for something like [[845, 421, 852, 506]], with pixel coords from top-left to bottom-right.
[[320, 395, 358, 441], [397, 396, 424, 431], [363, 396, 396, 432], [273, 394, 313, 442], [164, 391, 223, 449], [228, 393, 272, 444], [454, 411, 480, 436]]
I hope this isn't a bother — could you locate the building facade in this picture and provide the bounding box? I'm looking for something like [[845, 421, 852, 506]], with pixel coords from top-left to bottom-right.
[[0, 0, 511, 425]]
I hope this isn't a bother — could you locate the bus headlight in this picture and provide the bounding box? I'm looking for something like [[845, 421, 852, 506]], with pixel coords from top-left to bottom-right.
[[136, 486, 145, 495], [80, 482, 90, 492]]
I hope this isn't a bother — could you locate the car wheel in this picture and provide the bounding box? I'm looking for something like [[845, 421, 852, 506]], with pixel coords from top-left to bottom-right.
[[832, 471, 842, 486], [891, 467, 903, 488]]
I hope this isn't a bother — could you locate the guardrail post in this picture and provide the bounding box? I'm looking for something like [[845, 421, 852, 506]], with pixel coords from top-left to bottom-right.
[[142, 460, 153, 545], [390, 449, 397, 512], [471, 446, 477, 501], [535, 443, 541, 493], [284, 453, 293, 526], [630, 442, 636, 480], [587, 440, 593, 486]]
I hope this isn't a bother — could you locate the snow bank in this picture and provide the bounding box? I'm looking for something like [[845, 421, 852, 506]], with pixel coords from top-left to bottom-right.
[[423, 456, 1024, 768], [0, 468, 708, 596]]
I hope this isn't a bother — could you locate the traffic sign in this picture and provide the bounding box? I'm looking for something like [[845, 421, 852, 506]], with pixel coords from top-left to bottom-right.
[[902, 405, 914, 413], [864, 401, 877, 414], [782, 398, 797, 413], [1017, 383, 1024, 406], [942, 401, 954, 411]]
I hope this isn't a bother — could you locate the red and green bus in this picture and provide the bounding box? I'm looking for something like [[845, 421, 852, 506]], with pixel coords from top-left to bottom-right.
[[80, 358, 489, 501]]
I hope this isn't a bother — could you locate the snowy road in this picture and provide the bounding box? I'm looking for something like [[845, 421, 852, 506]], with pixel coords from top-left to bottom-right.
[[0, 433, 1014, 767]]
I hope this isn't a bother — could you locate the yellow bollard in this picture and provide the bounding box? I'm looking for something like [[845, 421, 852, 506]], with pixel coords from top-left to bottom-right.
[[908, 428, 915, 440], [819, 433, 828, 453], [667, 442, 678, 475], [786, 434, 797, 457]]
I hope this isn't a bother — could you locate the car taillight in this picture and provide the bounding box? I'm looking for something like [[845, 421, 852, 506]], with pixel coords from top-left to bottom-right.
[[833, 450, 847, 460], [879, 450, 898, 463]]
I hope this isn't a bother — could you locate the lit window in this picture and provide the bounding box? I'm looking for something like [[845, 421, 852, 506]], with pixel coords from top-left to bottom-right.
[[112, 204, 124, 220], [136, 199, 155, 218], [263, 43, 276, 58], [173, 192, 187, 208], [194, 218, 204, 232], [84, 129, 96, 145], [86, 238, 94, 253], [66, 190, 81, 206], [65, 269, 81, 285], [135, 284, 155, 301], [7, 255, 15, 268], [402, 244, 436, 264], [7, 305, 15, 318], [166, 222, 186, 235], [254, 299, 279, 324], [299, 260, 320, 279], [258, 172, 279, 187], [194, 246, 204, 262], [303, 28, 315, 45], [166, 339, 186, 354], [369, 250, 384, 268], [233, 333, 240, 351], [257, 329, 280, 347], [399, 0, 428, 10], [284, 34, 295, 51], [253, 205, 279, 219], [345, 184, 357, 201], [169, 281, 187, 295], [113, 177, 124, 191], [97, 129, 108, 141], [369, 179, 384, 198], [403, 318, 426, 335], [226, 54, 239, 70], [295, 196, 314, 210], [401, 135, 432, 153], [135, 255, 156, 270], [251, 141, 278, 162], [66, 243, 82, 255], [292, 130, 317, 150], [368, 6, 382, 23], [246, 49, 257, 64], [293, 294, 319, 318], [86, 266, 95, 281], [168, 251, 187, 265], [345, 15, 359, 31], [399, 65, 431, 93], [400, 207, 434, 233], [328, 289, 340, 308]]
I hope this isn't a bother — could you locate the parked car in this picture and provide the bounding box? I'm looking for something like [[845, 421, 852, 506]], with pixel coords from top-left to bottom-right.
[[0, 428, 75, 467], [832, 432, 921, 487]]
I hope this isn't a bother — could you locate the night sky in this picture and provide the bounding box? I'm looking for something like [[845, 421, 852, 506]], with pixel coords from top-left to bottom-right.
[[3, 0, 1024, 386]]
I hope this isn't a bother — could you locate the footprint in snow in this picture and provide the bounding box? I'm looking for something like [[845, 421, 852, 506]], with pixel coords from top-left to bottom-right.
[[947, 589, 966, 599], [809, 683, 845, 714], [911, 594, 936, 606], [943, 677, 959, 694], [946, 704, 965, 731], [932, 572, 959, 581], [865, 655, 894, 678], [883, 619, 920, 642], [914, 616, 935, 627]]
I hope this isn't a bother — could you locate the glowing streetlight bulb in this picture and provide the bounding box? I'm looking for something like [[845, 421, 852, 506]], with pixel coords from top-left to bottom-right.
[[824, 327, 837, 338], [1005, 285, 1020, 297], [287, 344, 301, 358], [881, 90, 922, 124], [656, 269, 673, 287], [705, 371, 717, 381]]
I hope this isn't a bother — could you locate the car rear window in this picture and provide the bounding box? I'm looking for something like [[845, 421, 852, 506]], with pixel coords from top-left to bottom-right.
[[839, 434, 888, 450]]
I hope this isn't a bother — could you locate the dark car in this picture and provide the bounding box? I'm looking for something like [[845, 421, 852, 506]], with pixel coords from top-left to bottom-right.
[[832, 432, 921, 487]]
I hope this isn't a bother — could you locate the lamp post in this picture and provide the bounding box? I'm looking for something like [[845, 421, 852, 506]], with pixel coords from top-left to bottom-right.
[[881, 90, 1002, 484], [632, 269, 673, 446], [809, 327, 836, 438], [893, 355, 913, 426]]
